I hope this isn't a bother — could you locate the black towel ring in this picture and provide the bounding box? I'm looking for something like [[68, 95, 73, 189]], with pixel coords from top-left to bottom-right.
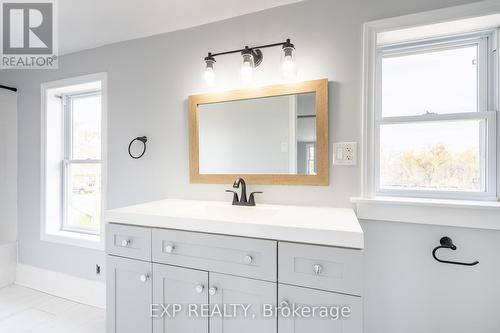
[[432, 236, 479, 266], [128, 136, 147, 159]]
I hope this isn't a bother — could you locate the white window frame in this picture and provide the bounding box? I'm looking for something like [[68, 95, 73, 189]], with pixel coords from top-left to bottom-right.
[[40, 73, 107, 250], [354, 1, 500, 231], [374, 33, 497, 200]]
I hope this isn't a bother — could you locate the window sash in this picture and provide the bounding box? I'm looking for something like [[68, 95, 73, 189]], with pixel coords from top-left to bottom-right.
[[377, 37, 488, 117], [374, 33, 497, 200], [61, 91, 102, 234]]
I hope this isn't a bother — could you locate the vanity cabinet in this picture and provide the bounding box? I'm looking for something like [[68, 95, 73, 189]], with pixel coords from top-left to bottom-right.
[[106, 223, 363, 333], [107, 255, 153, 333]]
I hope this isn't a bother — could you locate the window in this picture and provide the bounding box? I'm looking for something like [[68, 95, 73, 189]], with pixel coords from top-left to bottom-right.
[[41, 73, 106, 249], [62, 92, 102, 234], [375, 34, 497, 199]]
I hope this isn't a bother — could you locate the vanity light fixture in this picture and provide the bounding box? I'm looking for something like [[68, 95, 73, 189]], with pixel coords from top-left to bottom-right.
[[203, 39, 296, 83]]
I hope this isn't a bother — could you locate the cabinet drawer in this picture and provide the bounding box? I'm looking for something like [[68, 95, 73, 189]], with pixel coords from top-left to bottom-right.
[[278, 242, 362, 296], [106, 223, 152, 261], [152, 229, 277, 281]]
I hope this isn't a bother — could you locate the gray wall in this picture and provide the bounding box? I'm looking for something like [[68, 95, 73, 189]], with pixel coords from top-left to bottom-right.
[[4, 0, 500, 332], [0, 90, 17, 242]]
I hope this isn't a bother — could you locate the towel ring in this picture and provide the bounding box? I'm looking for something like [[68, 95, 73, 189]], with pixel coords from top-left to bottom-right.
[[128, 136, 147, 159], [432, 237, 479, 266]]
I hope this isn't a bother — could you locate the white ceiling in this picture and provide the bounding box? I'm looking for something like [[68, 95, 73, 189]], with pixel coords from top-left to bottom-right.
[[58, 0, 301, 55]]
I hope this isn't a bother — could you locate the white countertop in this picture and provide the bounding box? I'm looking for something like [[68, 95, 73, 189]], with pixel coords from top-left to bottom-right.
[[105, 199, 364, 249]]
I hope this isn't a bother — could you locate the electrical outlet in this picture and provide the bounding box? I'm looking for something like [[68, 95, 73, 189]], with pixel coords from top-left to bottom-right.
[[333, 142, 357, 166]]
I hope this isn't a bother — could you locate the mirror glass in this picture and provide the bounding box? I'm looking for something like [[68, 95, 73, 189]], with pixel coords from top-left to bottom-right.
[[198, 93, 316, 175]]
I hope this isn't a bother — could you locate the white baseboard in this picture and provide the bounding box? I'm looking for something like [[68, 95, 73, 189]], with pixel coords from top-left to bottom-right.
[[0, 241, 17, 288], [15, 264, 106, 309]]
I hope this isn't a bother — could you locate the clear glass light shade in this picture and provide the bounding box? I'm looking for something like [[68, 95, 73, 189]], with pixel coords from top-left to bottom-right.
[[281, 46, 296, 79], [241, 52, 255, 83], [203, 58, 215, 84]]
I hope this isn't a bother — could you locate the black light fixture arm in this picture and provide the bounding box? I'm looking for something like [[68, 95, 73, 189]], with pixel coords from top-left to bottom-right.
[[206, 39, 294, 59], [0, 85, 17, 92]]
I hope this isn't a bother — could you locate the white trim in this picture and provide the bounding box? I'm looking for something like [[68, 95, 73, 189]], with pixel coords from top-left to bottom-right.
[[0, 241, 17, 288], [364, 1, 500, 33], [40, 72, 107, 251], [362, 1, 500, 202], [15, 264, 106, 308], [40, 230, 102, 250], [352, 197, 500, 230]]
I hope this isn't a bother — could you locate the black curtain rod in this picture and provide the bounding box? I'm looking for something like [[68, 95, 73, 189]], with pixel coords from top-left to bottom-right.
[[0, 85, 17, 92]]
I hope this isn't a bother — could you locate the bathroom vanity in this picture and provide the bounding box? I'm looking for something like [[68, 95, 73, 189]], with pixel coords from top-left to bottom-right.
[[105, 199, 364, 333]]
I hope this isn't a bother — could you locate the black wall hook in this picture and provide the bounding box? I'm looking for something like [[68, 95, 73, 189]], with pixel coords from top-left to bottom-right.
[[432, 237, 479, 266], [128, 136, 147, 159]]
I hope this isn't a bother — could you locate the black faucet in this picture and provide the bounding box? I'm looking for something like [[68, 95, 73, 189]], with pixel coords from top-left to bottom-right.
[[225, 178, 262, 206]]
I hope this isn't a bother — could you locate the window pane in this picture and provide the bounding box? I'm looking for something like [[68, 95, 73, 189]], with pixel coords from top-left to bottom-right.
[[72, 94, 101, 160], [67, 163, 101, 232], [382, 45, 478, 117], [380, 120, 483, 191]]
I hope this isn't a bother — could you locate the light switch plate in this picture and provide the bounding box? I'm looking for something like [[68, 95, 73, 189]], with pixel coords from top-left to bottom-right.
[[333, 142, 357, 166]]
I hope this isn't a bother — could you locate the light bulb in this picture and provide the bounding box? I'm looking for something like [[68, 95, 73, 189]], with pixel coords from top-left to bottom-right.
[[241, 49, 255, 83], [203, 55, 216, 85], [281, 40, 296, 79], [241, 61, 253, 82], [282, 55, 295, 77], [204, 67, 215, 84]]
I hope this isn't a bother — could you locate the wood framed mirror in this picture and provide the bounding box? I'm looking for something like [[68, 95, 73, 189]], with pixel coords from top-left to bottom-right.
[[188, 79, 329, 185]]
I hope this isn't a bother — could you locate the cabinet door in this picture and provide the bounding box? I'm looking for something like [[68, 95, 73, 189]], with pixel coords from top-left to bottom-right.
[[209, 272, 277, 333], [107, 255, 153, 333], [278, 284, 362, 333], [153, 264, 208, 333]]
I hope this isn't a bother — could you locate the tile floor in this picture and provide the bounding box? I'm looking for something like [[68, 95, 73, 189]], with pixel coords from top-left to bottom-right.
[[0, 284, 105, 333]]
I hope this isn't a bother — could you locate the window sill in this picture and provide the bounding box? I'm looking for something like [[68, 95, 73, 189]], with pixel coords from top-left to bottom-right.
[[41, 229, 104, 250], [350, 196, 500, 230]]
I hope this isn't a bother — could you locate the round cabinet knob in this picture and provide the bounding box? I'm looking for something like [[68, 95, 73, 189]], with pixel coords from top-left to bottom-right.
[[121, 239, 130, 247], [208, 287, 218, 296], [139, 274, 149, 283], [313, 264, 323, 275], [164, 245, 175, 253], [243, 255, 253, 265], [195, 284, 204, 294]]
